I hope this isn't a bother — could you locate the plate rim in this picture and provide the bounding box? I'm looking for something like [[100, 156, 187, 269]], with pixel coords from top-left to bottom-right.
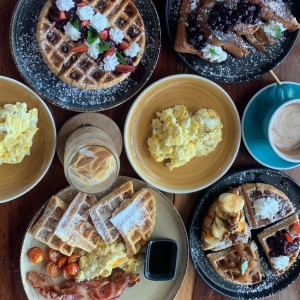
[[9, 0, 161, 112]]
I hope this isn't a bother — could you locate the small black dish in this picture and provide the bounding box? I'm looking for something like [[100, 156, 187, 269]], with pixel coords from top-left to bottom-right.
[[144, 238, 178, 281]]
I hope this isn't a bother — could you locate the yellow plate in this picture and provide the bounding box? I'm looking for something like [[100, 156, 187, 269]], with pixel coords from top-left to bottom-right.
[[124, 74, 241, 193], [0, 76, 56, 202]]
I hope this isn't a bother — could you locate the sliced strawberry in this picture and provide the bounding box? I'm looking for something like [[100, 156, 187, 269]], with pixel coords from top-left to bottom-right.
[[59, 11, 66, 20], [290, 222, 300, 237], [77, 1, 87, 7], [99, 30, 108, 40], [70, 43, 88, 52], [119, 41, 130, 51], [81, 20, 90, 27], [285, 232, 293, 243], [115, 65, 136, 73], [104, 47, 116, 57]]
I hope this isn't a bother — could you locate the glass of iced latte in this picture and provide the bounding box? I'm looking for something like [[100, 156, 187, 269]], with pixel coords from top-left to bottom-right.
[[64, 126, 120, 193]]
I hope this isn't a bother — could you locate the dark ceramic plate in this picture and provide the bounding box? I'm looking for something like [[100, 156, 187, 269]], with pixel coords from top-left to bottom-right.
[[189, 168, 300, 299], [10, 0, 161, 112], [165, 0, 300, 83]]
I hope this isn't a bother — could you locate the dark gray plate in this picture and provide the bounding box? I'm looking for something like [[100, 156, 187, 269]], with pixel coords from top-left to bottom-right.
[[189, 168, 300, 299], [165, 0, 299, 83], [10, 0, 161, 112]]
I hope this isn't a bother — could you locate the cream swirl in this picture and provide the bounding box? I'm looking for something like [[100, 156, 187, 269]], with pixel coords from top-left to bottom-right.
[[76, 6, 94, 21], [265, 21, 286, 38], [253, 197, 279, 220], [109, 28, 124, 44], [63, 22, 81, 41], [86, 39, 100, 59], [202, 44, 227, 63], [103, 53, 119, 71], [90, 12, 109, 32], [124, 42, 141, 58], [270, 256, 289, 271], [55, 0, 74, 11]]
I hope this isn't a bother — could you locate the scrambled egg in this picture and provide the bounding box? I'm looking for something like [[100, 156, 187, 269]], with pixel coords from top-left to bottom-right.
[[147, 104, 223, 170], [76, 239, 142, 281], [0, 102, 38, 164]]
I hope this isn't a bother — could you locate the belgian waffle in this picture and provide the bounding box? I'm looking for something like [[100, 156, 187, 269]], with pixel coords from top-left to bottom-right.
[[54, 192, 101, 252], [89, 181, 134, 244], [37, 0, 146, 89], [110, 188, 156, 255], [30, 196, 75, 256]]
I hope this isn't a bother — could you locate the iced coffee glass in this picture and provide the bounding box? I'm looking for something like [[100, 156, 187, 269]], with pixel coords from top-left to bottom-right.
[[64, 126, 120, 193]]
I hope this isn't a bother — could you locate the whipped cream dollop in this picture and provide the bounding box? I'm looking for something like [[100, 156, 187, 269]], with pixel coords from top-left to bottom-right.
[[63, 22, 81, 41], [103, 53, 119, 71], [77, 6, 94, 21], [124, 42, 141, 58], [56, 0, 75, 11], [253, 197, 279, 220], [265, 21, 286, 38], [270, 256, 289, 271], [109, 28, 124, 44], [90, 12, 109, 32], [202, 44, 227, 63], [86, 39, 100, 59]]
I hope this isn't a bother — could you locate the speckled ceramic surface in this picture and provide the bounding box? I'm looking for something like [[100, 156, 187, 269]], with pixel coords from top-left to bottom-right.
[[21, 176, 188, 300], [189, 168, 300, 299], [10, 0, 161, 112], [166, 0, 300, 83]]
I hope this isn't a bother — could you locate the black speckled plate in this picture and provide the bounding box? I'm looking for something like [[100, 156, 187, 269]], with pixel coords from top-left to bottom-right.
[[10, 0, 161, 112], [165, 0, 300, 83], [189, 168, 300, 299]]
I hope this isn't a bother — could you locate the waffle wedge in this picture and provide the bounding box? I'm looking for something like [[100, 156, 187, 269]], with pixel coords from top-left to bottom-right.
[[30, 196, 74, 256], [110, 188, 156, 255], [54, 192, 101, 252], [89, 181, 134, 244], [37, 0, 146, 89]]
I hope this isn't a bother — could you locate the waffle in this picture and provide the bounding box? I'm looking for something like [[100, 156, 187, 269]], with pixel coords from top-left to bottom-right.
[[89, 181, 134, 244], [37, 0, 146, 89], [54, 192, 101, 252], [257, 214, 300, 275], [30, 196, 75, 256], [110, 188, 156, 255], [207, 241, 264, 285]]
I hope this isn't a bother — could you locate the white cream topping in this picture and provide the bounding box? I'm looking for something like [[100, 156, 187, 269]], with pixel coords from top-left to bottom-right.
[[56, 0, 75, 11], [90, 12, 109, 32], [253, 197, 279, 220], [265, 21, 286, 38], [76, 6, 94, 21], [270, 256, 289, 271], [63, 22, 81, 41], [124, 42, 141, 58], [109, 28, 124, 44], [202, 44, 227, 63], [103, 53, 119, 71], [85, 39, 100, 60]]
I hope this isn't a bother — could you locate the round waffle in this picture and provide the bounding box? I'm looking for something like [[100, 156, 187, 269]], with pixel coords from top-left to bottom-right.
[[37, 0, 146, 90]]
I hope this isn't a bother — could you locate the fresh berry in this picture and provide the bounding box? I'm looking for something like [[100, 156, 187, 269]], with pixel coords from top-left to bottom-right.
[[99, 29, 108, 40], [119, 41, 130, 50], [115, 65, 136, 73], [70, 43, 89, 52]]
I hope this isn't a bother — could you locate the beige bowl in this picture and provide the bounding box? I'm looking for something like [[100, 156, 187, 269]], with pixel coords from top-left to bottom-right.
[[124, 74, 241, 193], [0, 76, 56, 202]]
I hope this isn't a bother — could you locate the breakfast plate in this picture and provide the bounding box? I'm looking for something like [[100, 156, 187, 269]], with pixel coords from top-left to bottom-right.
[[242, 82, 300, 170], [165, 0, 300, 83], [189, 168, 300, 299], [20, 176, 189, 300], [10, 0, 161, 112]]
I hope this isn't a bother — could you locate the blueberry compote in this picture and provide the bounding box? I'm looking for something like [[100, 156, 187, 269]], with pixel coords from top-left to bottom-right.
[[186, 13, 207, 50]]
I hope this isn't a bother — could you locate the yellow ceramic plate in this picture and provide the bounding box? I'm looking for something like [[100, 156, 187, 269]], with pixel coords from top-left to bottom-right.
[[20, 176, 188, 300], [124, 74, 241, 193], [0, 76, 56, 202]]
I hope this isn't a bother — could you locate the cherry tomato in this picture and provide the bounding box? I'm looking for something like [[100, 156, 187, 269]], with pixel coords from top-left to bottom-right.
[[58, 255, 68, 269], [68, 254, 80, 264], [66, 262, 79, 276], [61, 265, 72, 280], [46, 261, 60, 277], [28, 247, 44, 264], [49, 249, 62, 262]]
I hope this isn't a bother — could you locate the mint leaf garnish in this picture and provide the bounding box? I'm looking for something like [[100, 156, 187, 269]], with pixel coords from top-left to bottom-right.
[[274, 27, 283, 38], [97, 40, 110, 53], [241, 260, 249, 275], [70, 17, 80, 31], [116, 51, 126, 64], [210, 48, 219, 56], [87, 27, 99, 45]]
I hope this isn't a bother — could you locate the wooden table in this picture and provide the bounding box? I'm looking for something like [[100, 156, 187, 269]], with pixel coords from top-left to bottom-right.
[[1, 0, 300, 299]]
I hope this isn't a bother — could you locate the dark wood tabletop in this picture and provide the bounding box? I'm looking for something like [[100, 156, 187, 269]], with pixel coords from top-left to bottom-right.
[[1, 0, 300, 299]]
